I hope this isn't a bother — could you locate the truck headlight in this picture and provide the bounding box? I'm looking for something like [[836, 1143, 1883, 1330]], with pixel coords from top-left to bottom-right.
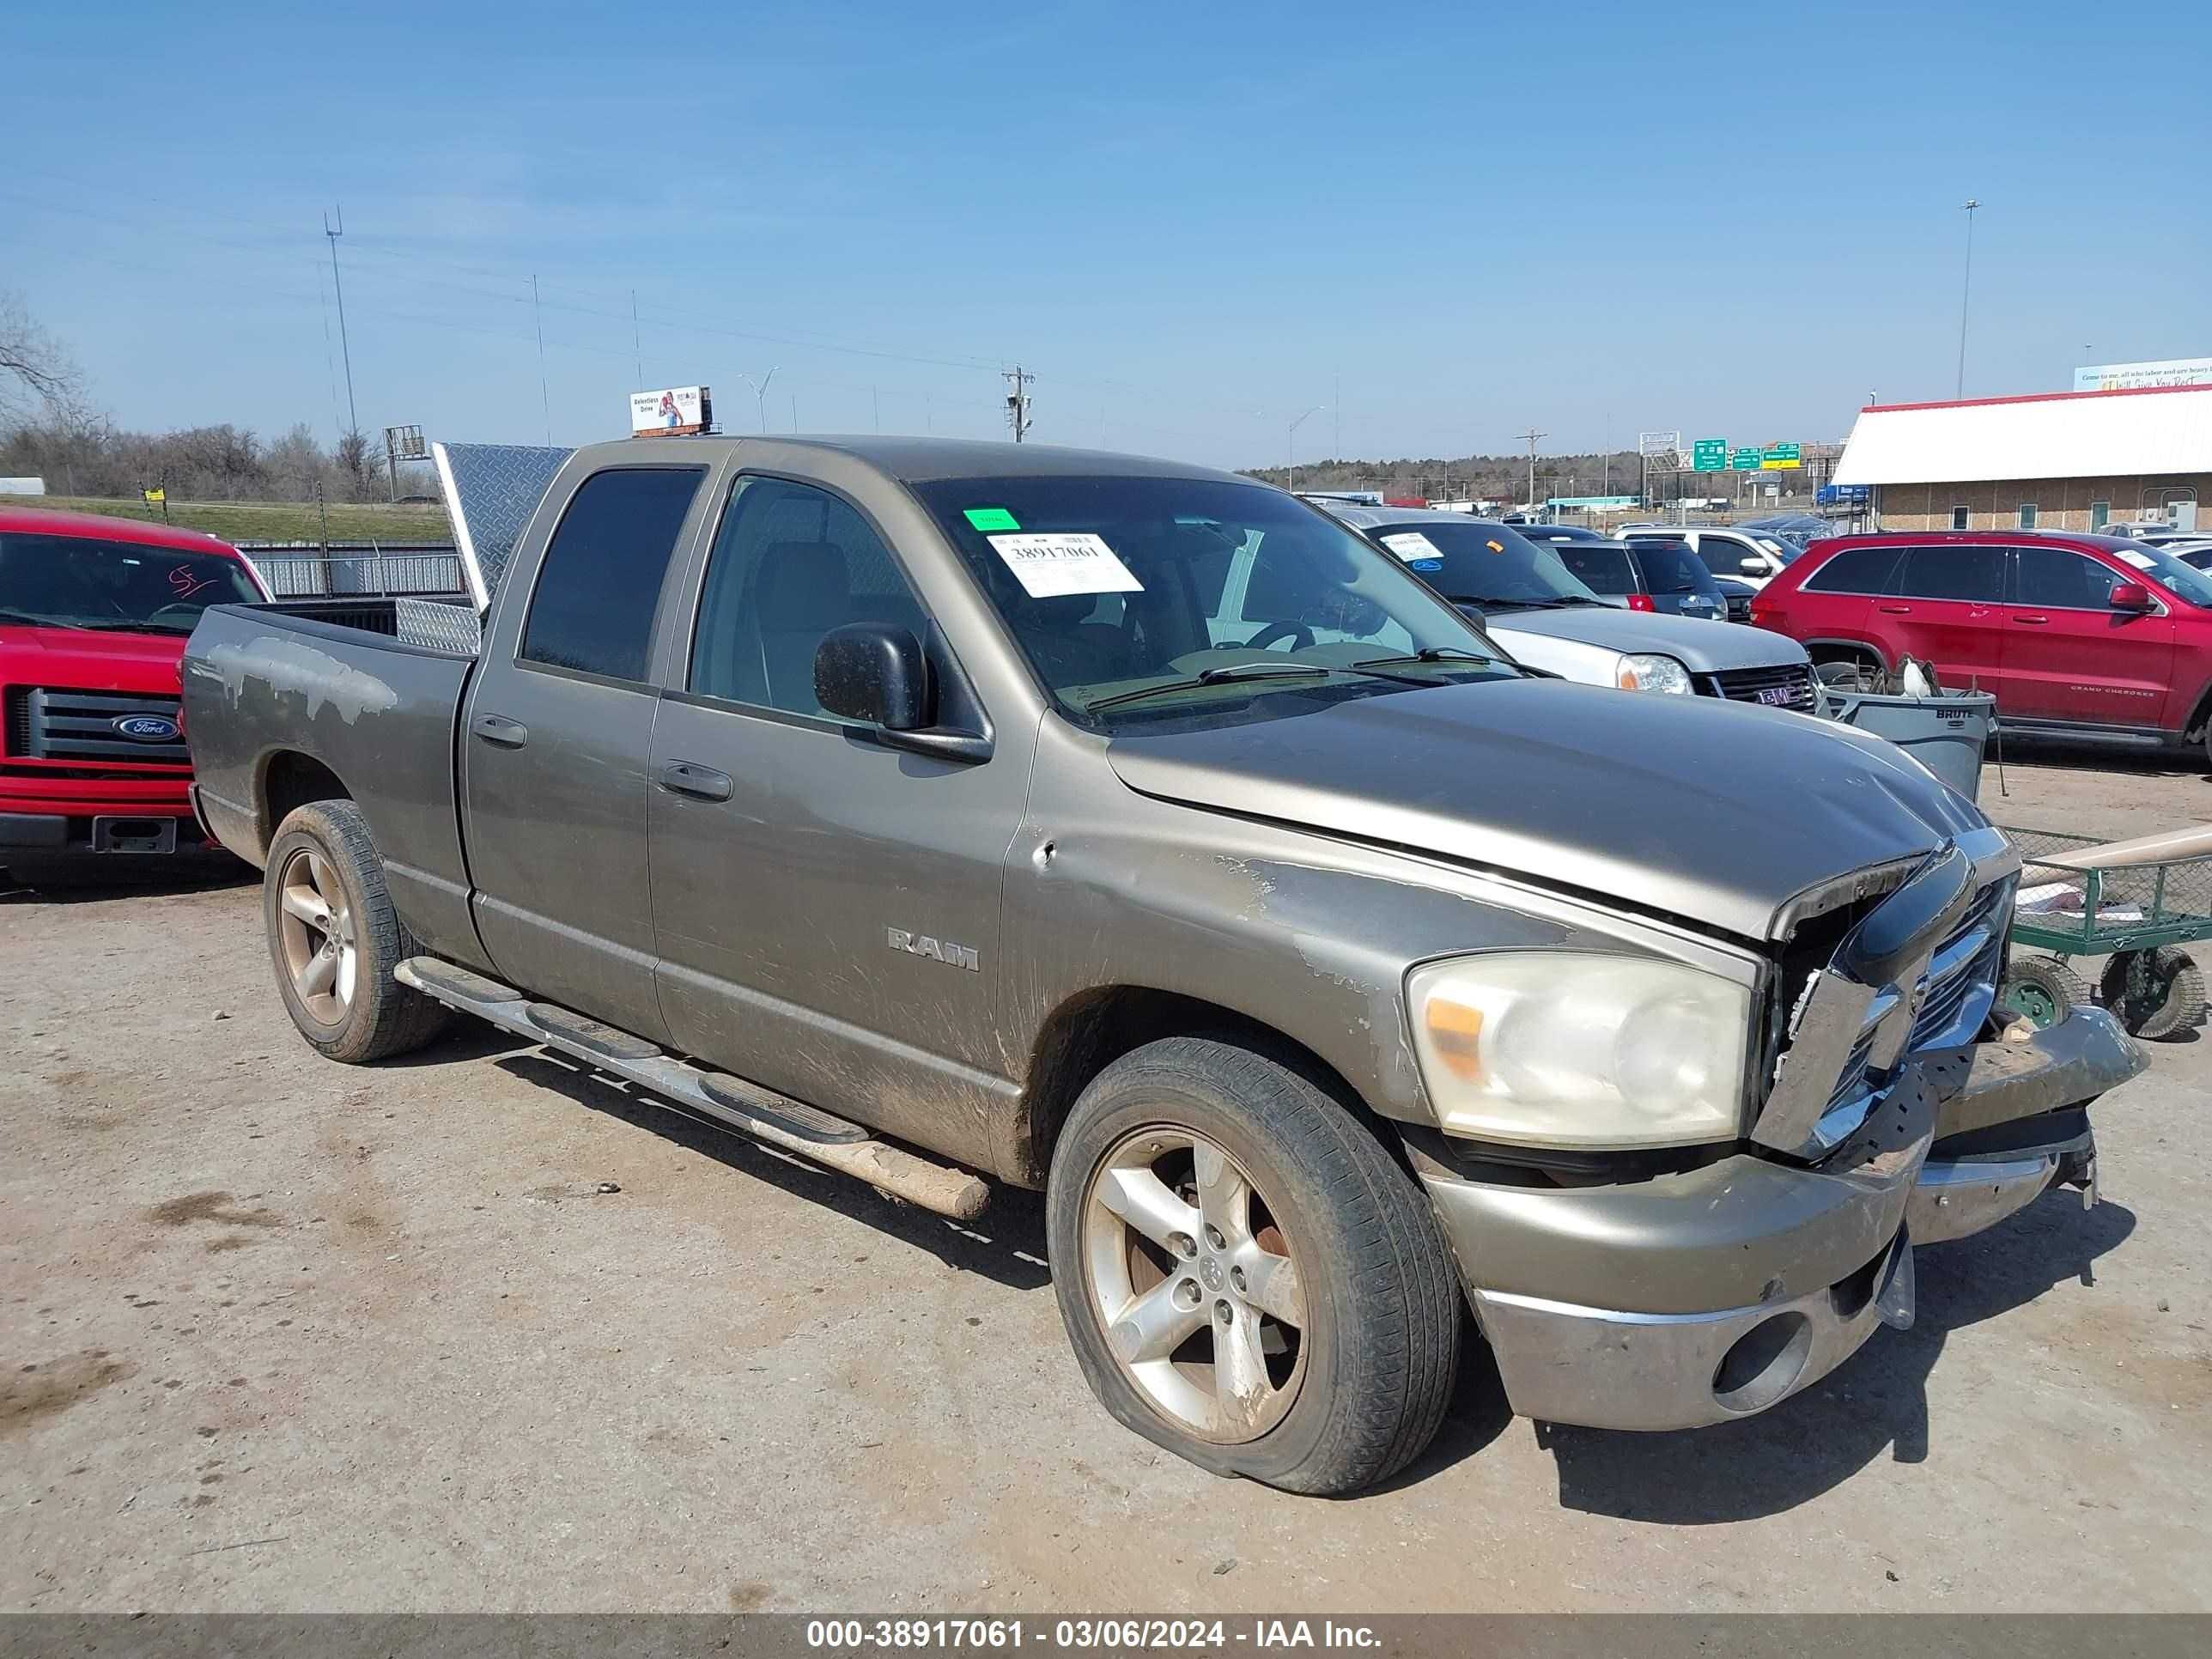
[[1616, 653, 1693, 694], [1407, 953, 1750, 1148]]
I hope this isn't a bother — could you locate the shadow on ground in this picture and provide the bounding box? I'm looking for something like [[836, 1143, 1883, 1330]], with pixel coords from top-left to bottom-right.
[[492, 1048, 1052, 1291], [0, 859, 255, 903], [1536, 1193, 2136, 1522]]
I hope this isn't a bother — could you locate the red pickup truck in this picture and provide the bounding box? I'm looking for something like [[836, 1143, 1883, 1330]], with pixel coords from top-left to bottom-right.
[[1, 505, 267, 884]]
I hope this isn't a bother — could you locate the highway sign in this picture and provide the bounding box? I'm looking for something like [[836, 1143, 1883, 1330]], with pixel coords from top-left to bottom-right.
[[1729, 447, 1761, 470], [1692, 439, 1727, 471]]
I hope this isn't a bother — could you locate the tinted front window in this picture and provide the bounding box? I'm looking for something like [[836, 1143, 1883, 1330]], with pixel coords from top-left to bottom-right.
[[1365, 520, 1602, 609], [1555, 544, 1635, 594], [1802, 544, 1903, 594], [690, 477, 925, 716], [0, 534, 262, 635], [520, 467, 705, 680], [1898, 545, 2004, 602], [2012, 546, 2119, 610], [909, 477, 1516, 728]]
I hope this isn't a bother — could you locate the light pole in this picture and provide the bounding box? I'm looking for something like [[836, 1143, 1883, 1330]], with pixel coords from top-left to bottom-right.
[[740, 368, 780, 434], [1954, 199, 1979, 400], [1287, 405, 1323, 489]]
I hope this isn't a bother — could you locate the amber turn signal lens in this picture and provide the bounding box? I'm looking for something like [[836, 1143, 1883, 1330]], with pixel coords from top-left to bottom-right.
[[1425, 999, 1484, 1079]]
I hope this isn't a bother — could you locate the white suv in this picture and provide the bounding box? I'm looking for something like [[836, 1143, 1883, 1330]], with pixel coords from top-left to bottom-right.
[[1623, 526, 1802, 590]]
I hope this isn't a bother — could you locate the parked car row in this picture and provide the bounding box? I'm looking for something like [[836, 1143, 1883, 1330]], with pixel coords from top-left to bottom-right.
[[1749, 528, 2212, 763], [170, 434, 2141, 1497]]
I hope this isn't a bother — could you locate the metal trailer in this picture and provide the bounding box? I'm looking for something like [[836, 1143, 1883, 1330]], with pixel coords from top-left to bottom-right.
[[1998, 824, 2212, 1037]]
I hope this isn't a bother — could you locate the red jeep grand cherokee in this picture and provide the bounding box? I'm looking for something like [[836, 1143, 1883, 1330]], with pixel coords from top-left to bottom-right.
[[2, 506, 267, 884], [1752, 529, 2212, 761]]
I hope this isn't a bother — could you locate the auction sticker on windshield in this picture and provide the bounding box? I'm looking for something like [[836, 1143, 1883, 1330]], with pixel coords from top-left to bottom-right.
[[988, 532, 1145, 599], [1379, 532, 1444, 562]]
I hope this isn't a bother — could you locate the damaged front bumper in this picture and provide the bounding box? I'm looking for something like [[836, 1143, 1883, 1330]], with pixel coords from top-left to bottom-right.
[[1418, 1006, 2143, 1431]]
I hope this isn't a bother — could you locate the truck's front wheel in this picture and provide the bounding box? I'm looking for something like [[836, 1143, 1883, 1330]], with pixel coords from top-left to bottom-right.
[[1047, 1037, 1461, 1495], [264, 801, 449, 1063]]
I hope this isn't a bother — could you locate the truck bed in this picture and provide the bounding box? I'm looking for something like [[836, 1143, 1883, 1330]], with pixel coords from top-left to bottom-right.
[[180, 602, 485, 967]]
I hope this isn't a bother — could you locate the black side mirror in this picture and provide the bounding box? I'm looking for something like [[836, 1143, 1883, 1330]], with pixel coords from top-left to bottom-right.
[[815, 622, 930, 731]]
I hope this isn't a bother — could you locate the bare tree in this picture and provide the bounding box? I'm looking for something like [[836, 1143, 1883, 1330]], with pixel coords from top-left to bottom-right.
[[0, 290, 87, 425], [335, 428, 374, 501]]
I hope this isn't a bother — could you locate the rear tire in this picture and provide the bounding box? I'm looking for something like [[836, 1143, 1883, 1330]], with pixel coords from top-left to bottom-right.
[[1046, 1036, 1461, 1496], [264, 801, 450, 1063], [2100, 946, 2207, 1040]]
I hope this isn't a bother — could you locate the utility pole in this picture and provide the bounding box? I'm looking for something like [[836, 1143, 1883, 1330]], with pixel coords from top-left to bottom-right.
[[1955, 198, 1980, 400], [531, 275, 551, 446], [1518, 427, 1546, 513], [323, 209, 359, 439], [1004, 366, 1034, 442], [631, 289, 644, 388]]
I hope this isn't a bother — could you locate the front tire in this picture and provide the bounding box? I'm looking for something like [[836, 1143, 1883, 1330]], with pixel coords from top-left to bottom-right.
[[1046, 1036, 1460, 1495], [264, 800, 449, 1063]]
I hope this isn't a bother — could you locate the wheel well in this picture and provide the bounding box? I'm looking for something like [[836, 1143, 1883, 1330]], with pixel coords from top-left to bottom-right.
[[1805, 640, 1886, 672], [1012, 986, 1394, 1188], [2183, 678, 2212, 744], [259, 751, 351, 849]]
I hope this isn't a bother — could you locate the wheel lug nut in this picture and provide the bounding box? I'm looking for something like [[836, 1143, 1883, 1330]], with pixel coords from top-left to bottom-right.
[[1204, 1224, 1226, 1251], [1230, 1266, 1248, 1293], [1213, 1299, 1233, 1324], [1170, 1231, 1196, 1259], [1173, 1279, 1200, 1309]]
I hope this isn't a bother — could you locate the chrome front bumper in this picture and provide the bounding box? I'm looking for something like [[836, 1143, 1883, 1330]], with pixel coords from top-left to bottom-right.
[[1422, 1007, 2142, 1432]]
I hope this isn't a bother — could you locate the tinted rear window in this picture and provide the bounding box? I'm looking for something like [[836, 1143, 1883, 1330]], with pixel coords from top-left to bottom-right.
[[1802, 544, 1904, 595], [520, 467, 705, 680], [1555, 544, 1634, 594], [1629, 540, 1715, 595], [1898, 545, 2004, 603]]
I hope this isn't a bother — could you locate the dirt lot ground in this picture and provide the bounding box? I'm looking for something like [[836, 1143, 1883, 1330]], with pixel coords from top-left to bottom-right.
[[3, 748, 2208, 1614]]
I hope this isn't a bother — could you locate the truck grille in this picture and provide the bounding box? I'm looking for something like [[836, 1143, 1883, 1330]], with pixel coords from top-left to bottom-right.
[[1709, 662, 1819, 713], [1820, 876, 2012, 1123], [5, 687, 189, 766]]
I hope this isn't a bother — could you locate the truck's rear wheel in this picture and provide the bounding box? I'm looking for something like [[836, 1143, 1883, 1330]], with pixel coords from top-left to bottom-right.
[[1046, 1036, 1460, 1495], [264, 801, 449, 1063]]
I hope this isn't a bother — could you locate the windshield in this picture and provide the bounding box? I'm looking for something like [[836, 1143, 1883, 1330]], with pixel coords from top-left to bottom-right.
[[2112, 539, 2212, 609], [1364, 519, 1605, 609], [910, 477, 1521, 728], [0, 533, 262, 635]]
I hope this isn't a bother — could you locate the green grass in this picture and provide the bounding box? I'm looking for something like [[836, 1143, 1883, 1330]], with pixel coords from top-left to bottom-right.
[[0, 493, 452, 545]]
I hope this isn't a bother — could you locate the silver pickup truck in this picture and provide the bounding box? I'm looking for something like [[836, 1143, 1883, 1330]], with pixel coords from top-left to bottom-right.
[[181, 435, 2142, 1496]]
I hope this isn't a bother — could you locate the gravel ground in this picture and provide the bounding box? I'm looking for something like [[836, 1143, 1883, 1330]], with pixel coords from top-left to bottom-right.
[[3, 750, 2208, 1613]]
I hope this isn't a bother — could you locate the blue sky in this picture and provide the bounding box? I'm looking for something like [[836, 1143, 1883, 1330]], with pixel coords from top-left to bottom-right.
[[7, 1, 2208, 470]]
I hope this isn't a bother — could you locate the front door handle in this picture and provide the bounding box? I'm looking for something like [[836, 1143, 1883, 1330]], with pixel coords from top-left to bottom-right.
[[2011, 615, 2050, 625], [471, 712, 529, 747], [1876, 604, 1911, 614], [658, 759, 733, 801]]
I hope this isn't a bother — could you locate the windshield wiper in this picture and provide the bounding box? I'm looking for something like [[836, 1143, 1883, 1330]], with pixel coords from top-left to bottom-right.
[[75, 618, 195, 633], [0, 608, 64, 628], [1086, 660, 1333, 713], [1348, 646, 1502, 672]]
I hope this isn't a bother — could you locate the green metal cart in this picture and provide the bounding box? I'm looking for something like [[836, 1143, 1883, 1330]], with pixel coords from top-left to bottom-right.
[[1998, 825, 2212, 1038]]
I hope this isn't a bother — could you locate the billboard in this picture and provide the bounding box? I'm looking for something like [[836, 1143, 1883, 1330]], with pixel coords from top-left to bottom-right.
[[629, 386, 714, 436], [2073, 357, 2212, 392]]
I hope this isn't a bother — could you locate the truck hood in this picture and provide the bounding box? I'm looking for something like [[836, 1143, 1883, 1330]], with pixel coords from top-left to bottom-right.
[[1106, 679, 1985, 940], [1485, 605, 1805, 672], [0, 623, 187, 694]]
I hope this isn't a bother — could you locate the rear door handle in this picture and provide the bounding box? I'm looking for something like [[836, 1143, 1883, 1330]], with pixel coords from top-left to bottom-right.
[[2011, 615, 2050, 625], [471, 712, 528, 747], [658, 759, 733, 801], [1877, 604, 1911, 614]]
